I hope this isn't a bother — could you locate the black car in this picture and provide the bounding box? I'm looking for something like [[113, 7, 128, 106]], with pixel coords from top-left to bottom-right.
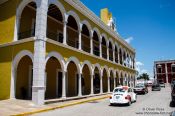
[[171, 85, 175, 103], [134, 83, 148, 94], [171, 80, 175, 90], [152, 84, 161, 91]]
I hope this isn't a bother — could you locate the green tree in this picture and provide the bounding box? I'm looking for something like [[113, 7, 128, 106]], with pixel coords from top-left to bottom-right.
[[137, 73, 150, 80]]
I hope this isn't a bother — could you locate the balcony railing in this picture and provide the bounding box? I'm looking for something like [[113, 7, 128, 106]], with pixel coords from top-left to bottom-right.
[[82, 44, 90, 53], [109, 55, 113, 61], [18, 29, 35, 40], [93, 49, 100, 56], [47, 31, 63, 43], [115, 53, 118, 63], [67, 38, 79, 48], [102, 53, 107, 59]]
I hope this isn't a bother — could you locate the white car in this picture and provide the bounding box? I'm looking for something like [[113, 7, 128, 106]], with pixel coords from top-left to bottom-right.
[[109, 86, 137, 106]]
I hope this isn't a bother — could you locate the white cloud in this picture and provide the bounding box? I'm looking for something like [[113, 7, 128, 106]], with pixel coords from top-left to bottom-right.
[[125, 36, 133, 44], [136, 61, 144, 66], [140, 69, 148, 74]]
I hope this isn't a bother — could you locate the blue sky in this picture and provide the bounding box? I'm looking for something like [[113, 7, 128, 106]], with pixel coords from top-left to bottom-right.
[[81, 0, 175, 77]]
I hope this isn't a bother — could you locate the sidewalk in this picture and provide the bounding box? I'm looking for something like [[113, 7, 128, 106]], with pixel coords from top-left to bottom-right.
[[0, 94, 110, 116]]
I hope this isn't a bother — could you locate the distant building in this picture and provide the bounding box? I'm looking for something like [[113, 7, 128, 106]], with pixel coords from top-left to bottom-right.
[[154, 60, 175, 83]]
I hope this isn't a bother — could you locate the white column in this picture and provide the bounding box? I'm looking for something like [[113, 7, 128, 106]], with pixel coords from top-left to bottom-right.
[[100, 76, 103, 94], [63, 19, 68, 45], [107, 47, 109, 60], [62, 71, 66, 98], [90, 39, 93, 54], [78, 31, 82, 50], [78, 24, 82, 50], [114, 78, 116, 88], [90, 32, 93, 54], [113, 47, 115, 62], [108, 77, 110, 92], [99, 39, 102, 57], [14, 16, 21, 41], [165, 63, 169, 83], [32, 0, 48, 105], [90, 74, 94, 95], [118, 51, 120, 64], [78, 73, 82, 97], [123, 78, 125, 86]]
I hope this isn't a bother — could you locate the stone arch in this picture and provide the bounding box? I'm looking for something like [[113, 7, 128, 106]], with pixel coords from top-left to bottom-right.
[[102, 65, 109, 93], [11, 50, 34, 99], [11, 50, 34, 98], [48, 0, 66, 21], [81, 60, 93, 75], [81, 20, 92, 37], [65, 57, 81, 73], [45, 51, 65, 70], [92, 27, 101, 41], [93, 63, 101, 94], [109, 68, 115, 91], [92, 63, 101, 76], [66, 57, 81, 97], [67, 10, 80, 31], [16, 1, 37, 40], [81, 61, 92, 95]]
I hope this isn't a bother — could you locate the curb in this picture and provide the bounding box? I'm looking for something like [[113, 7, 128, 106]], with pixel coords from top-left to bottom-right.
[[12, 95, 109, 116]]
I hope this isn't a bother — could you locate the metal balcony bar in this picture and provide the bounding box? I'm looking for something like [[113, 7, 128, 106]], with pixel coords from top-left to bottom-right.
[[18, 29, 35, 40], [67, 38, 79, 48]]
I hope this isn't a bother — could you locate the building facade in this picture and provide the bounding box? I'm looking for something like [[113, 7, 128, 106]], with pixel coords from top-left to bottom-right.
[[0, 0, 136, 105], [154, 60, 175, 83]]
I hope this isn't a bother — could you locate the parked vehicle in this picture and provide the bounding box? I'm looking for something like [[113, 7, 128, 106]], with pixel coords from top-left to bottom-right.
[[152, 84, 161, 91], [109, 86, 137, 106], [134, 83, 148, 94], [171, 85, 175, 104], [147, 81, 153, 87], [171, 79, 175, 90], [170, 111, 175, 116], [159, 82, 165, 88]]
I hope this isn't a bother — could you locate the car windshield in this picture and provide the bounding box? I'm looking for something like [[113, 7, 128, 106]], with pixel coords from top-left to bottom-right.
[[114, 88, 126, 93]]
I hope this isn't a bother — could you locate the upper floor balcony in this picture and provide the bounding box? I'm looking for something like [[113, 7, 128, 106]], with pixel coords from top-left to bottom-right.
[[15, 1, 136, 70]]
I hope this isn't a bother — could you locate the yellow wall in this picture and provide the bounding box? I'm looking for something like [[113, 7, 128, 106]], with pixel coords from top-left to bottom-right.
[[100, 8, 109, 25], [46, 42, 135, 73], [0, 41, 34, 100], [0, 0, 18, 44]]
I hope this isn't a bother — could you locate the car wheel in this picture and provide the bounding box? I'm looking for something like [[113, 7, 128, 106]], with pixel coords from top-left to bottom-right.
[[110, 103, 113, 106]]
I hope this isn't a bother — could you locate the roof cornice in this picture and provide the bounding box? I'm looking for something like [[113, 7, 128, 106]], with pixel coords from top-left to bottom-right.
[[64, 0, 135, 53]]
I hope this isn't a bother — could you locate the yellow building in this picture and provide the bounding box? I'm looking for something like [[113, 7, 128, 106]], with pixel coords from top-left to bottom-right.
[[0, 0, 136, 105]]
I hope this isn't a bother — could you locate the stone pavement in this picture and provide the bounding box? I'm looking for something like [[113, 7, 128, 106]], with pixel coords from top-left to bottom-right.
[[0, 94, 110, 116]]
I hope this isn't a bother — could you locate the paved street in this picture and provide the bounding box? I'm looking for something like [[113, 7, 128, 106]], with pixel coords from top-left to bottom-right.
[[33, 86, 174, 116]]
